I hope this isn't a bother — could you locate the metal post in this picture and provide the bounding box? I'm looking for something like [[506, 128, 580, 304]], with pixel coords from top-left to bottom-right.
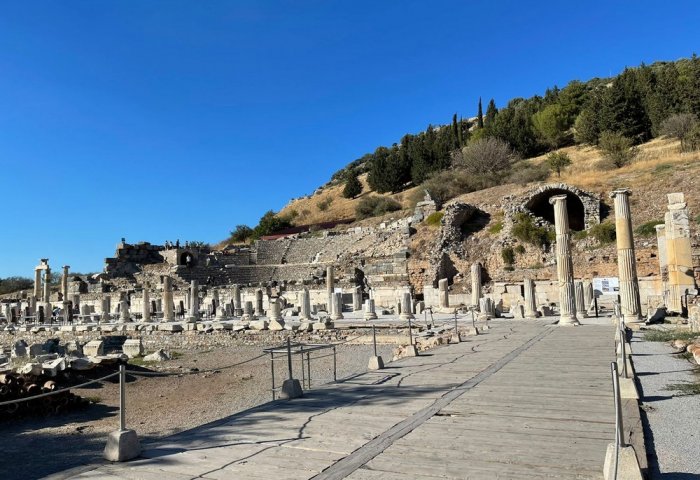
[[119, 364, 126, 431], [611, 362, 625, 447], [270, 351, 275, 400], [407, 317, 413, 345], [594, 296, 599, 318], [454, 311, 458, 336], [332, 346, 337, 382], [306, 352, 311, 389], [619, 318, 628, 379], [300, 349, 306, 388], [372, 325, 377, 357], [286, 337, 293, 381], [471, 309, 476, 329]]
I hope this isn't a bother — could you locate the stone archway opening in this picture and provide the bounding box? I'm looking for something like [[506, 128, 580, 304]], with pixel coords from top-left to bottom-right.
[[180, 251, 195, 267], [525, 188, 586, 231]]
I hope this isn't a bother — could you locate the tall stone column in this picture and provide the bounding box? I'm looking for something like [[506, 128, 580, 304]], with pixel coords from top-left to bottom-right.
[[330, 292, 344, 320], [655, 224, 669, 306], [255, 289, 264, 316], [611, 189, 642, 323], [43, 267, 51, 303], [471, 263, 482, 309], [61, 266, 70, 301], [232, 285, 243, 316], [187, 280, 199, 322], [352, 286, 362, 311], [438, 278, 449, 309], [326, 266, 335, 310], [34, 267, 42, 299], [364, 299, 378, 320], [583, 280, 594, 311], [300, 288, 311, 321], [101, 297, 111, 322], [523, 278, 537, 319], [162, 276, 174, 322], [549, 195, 579, 325], [665, 193, 695, 314], [574, 281, 588, 318], [399, 292, 415, 320], [142, 284, 151, 322]]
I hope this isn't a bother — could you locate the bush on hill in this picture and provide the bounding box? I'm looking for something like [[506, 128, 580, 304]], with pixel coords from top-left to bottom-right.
[[355, 196, 402, 220]]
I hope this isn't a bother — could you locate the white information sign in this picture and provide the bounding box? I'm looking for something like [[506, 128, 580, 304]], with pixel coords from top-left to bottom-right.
[[593, 277, 619, 296]]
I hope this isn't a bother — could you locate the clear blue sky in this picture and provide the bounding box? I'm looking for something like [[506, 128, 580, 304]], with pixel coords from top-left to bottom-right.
[[0, 1, 697, 277]]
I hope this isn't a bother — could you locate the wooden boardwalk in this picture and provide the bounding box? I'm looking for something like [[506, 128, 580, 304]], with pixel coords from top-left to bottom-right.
[[63, 320, 616, 480]]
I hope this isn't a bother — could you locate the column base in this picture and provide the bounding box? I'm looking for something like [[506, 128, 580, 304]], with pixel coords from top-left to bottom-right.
[[280, 379, 303, 399], [368, 355, 384, 370], [559, 315, 580, 326]]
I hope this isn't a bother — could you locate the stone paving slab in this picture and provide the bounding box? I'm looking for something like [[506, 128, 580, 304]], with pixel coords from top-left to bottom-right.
[[61, 320, 617, 480]]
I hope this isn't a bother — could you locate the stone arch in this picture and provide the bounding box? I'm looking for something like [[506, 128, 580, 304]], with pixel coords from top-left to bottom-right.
[[179, 251, 196, 267], [508, 183, 600, 231]]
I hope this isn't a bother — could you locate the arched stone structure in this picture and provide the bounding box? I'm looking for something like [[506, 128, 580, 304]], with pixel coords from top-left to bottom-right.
[[505, 183, 600, 231]]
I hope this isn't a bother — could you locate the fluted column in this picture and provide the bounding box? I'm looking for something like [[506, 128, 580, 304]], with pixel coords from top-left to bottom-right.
[[399, 292, 415, 320], [62, 266, 70, 301], [300, 288, 311, 320], [575, 281, 588, 318], [471, 263, 482, 309], [232, 284, 243, 316], [255, 289, 264, 316], [330, 292, 344, 320], [162, 276, 174, 322], [611, 189, 642, 323], [438, 278, 449, 308], [364, 299, 378, 320], [549, 195, 579, 325], [142, 284, 151, 322], [34, 267, 42, 299], [187, 280, 199, 322], [523, 278, 537, 319], [583, 280, 593, 312], [326, 266, 335, 310]]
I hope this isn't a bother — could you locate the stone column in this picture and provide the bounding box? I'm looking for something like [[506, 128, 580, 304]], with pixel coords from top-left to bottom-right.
[[61, 265, 70, 301], [43, 267, 51, 303], [162, 276, 174, 322], [655, 224, 669, 306], [187, 281, 199, 323], [255, 289, 264, 316], [101, 296, 111, 322], [34, 267, 42, 299], [63, 301, 73, 323], [523, 278, 537, 319], [583, 280, 594, 312], [268, 300, 282, 322], [574, 281, 588, 318], [242, 301, 254, 321], [326, 266, 335, 310], [300, 288, 311, 321], [119, 296, 131, 323], [215, 289, 226, 320], [142, 284, 151, 322], [232, 285, 243, 316], [364, 299, 378, 320], [611, 189, 642, 323], [665, 193, 695, 314], [330, 292, 344, 320], [471, 263, 482, 309], [438, 278, 449, 309], [399, 292, 414, 320], [352, 286, 362, 311], [549, 195, 579, 325]]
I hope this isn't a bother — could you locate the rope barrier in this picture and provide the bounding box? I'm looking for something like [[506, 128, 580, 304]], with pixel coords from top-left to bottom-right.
[[0, 371, 120, 407]]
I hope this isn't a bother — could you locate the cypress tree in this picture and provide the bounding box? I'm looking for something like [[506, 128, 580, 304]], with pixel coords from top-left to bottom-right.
[[477, 98, 484, 129], [452, 114, 460, 148], [485, 99, 498, 128]]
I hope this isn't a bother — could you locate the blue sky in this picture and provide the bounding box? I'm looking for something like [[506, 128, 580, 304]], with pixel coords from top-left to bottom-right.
[[0, 1, 697, 276]]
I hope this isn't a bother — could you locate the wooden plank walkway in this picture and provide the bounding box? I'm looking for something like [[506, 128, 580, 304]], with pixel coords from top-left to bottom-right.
[[63, 320, 616, 480]]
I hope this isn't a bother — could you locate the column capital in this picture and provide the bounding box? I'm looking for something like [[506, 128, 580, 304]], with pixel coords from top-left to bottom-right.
[[610, 188, 632, 199], [548, 194, 568, 205]]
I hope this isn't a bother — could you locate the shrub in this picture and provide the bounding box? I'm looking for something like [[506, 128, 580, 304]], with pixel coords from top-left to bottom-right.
[[635, 220, 663, 237], [251, 211, 292, 239], [355, 196, 402, 220], [545, 152, 572, 177], [505, 161, 550, 185], [654, 163, 672, 173], [424, 211, 444, 227], [660, 113, 699, 152], [501, 247, 515, 266], [589, 222, 616, 244], [342, 172, 363, 198], [317, 197, 334, 211], [453, 137, 519, 175], [597, 131, 638, 169], [421, 170, 500, 207], [514, 245, 526, 254], [488, 221, 503, 234], [512, 213, 552, 247], [229, 225, 253, 243], [573, 230, 588, 241]]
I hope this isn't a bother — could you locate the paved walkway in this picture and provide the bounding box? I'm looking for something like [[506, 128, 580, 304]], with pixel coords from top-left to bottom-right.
[[59, 320, 617, 480]]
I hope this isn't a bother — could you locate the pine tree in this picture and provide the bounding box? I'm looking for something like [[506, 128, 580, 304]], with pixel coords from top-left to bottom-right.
[[451, 114, 460, 148], [485, 99, 498, 128], [342, 171, 363, 198], [477, 97, 484, 129]]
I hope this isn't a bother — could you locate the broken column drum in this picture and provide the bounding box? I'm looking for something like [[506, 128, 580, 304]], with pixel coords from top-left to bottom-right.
[[352, 286, 362, 311], [574, 281, 588, 318], [364, 299, 378, 320], [232, 284, 243, 316], [438, 278, 449, 309], [399, 292, 415, 320], [330, 292, 344, 321], [523, 278, 537, 319], [119, 297, 131, 323], [549, 195, 579, 325], [299, 288, 311, 321], [162, 276, 175, 322], [255, 289, 264, 316], [101, 297, 111, 322], [611, 189, 642, 323], [268, 300, 282, 322], [470, 263, 482, 309], [242, 301, 254, 320]]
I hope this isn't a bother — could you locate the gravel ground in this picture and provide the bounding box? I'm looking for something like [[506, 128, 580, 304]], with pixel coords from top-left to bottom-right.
[[2, 341, 395, 480], [632, 332, 700, 479]]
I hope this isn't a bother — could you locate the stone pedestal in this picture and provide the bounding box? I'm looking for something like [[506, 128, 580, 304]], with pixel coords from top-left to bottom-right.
[[162, 276, 174, 322], [523, 278, 537, 319], [104, 429, 141, 462], [280, 379, 303, 400], [299, 288, 311, 321], [399, 292, 414, 320], [363, 299, 378, 320], [549, 195, 579, 326], [471, 263, 482, 309], [438, 278, 449, 309], [368, 356, 384, 370], [352, 287, 362, 311], [611, 189, 642, 323]]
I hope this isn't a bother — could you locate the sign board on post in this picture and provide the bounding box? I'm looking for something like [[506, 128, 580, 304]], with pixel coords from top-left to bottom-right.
[[592, 277, 619, 296]]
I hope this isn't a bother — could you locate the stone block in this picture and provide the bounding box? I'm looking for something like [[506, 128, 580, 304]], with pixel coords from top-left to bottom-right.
[[28, 343, 45, 357], [368, 355, 384, 370], [122, 339, 144, 358], [279, 379, 303, 400], [603, 443, 643, 480], [268, 319, 285, 331], [104, 429, 141, 462], [249, 320, 269, 330], [84, 340, 105, 357], [158, 323, 183, 332]]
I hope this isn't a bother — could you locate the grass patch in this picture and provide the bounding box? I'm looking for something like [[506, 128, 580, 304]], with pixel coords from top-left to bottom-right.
[[488, 221, 503, 234], [654, 163, 673, 173], [666, 382, 700, 396], [84, 396, 102, 404], [635, 220, 663, 237], [424, 211, 444, 227], [589, 221, 616, 245], [643, 329, 699, 342], [573, 230, 588, 240], [512, 213, 553, 247]]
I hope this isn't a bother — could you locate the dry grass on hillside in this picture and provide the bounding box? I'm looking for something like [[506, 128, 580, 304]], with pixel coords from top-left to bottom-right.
[[279, 174, 421, 226]]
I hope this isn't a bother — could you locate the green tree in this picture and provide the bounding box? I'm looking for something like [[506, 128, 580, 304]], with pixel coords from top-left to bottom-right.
[[229, 225, 253, 242], [342, 171, 363, 198], [598, 131, 638, 169], [484, 98, 498, 128], [660, 113, 699, 152], [477, 97, 484, 129], [598, 68, 652, 143], [367, 146, 390, 192], [252, 211, 292, 239], [532, 104, 570, 149], [545, 152, 572, 177]]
